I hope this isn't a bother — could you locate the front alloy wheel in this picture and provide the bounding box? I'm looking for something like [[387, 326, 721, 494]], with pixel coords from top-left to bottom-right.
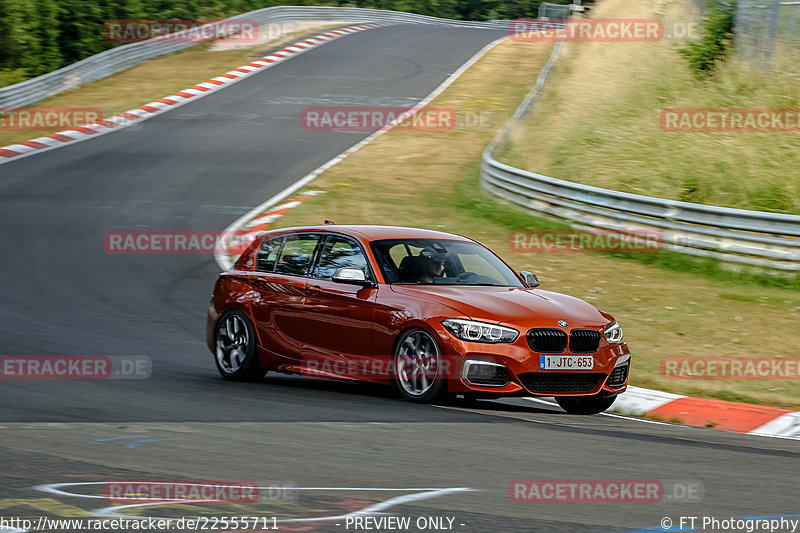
[[555, 394, 617, 415], [214, 309, 266, 381], [393, 328, 445, 403]]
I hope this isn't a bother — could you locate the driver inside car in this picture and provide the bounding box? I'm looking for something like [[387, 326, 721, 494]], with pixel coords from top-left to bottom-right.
[[419, 255, 444, 283], [398, 249, 445, 284], [418, 248, 446, 283]]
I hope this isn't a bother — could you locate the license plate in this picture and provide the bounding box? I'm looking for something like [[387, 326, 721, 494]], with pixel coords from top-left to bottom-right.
[[540, 355, 594, 370]]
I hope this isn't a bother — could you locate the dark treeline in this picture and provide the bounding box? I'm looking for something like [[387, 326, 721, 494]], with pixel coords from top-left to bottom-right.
[[0, 0, 579, 84]]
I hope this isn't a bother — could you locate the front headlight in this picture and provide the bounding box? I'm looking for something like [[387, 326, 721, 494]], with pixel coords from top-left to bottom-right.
[[604, 321, 624, 344], [442, 319, 519, 343]]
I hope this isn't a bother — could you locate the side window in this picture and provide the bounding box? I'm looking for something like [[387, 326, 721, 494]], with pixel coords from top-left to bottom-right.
[[274, 234, 320, 276], [255, 237, 283, 272], [314, 236, 369, 280]]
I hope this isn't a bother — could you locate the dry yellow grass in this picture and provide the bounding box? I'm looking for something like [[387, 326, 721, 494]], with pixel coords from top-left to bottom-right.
[[264, 37, 800, 409], [0, 23, 346, 148], [503, 0, 800, 213]]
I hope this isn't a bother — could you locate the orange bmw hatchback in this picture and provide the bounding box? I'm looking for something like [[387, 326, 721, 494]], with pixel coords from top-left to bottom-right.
[[207, 225, 630, 414]]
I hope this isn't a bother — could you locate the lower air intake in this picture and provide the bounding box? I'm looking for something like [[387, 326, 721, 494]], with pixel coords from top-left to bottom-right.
[[518, 372, 605, 394]]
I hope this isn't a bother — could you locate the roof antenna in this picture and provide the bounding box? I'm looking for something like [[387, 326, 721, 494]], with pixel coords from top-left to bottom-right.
[[324, 220, 336, 225]]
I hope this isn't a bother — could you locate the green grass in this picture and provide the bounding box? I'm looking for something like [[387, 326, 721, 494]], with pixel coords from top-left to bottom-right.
[[610, 249, 800, 290], [0, 69, 28, 89], [445, 163, 571, 232], [713, 389, 763, 405]]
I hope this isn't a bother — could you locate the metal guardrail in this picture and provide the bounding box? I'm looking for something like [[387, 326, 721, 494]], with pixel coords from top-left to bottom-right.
[[0, 6, 508, 111], [481, 41, 800, 271]]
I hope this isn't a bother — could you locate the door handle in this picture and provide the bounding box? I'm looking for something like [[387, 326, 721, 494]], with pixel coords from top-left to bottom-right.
[[307, 285, 323, 294]]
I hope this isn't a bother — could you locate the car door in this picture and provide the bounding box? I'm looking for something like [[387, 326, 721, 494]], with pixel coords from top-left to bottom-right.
[[301, 234, 379, 380], [249, 233, 322, 362]]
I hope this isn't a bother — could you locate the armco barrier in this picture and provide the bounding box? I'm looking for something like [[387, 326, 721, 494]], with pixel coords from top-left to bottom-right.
[[480, 41, 800, 272], [0, 6, 508, 111]]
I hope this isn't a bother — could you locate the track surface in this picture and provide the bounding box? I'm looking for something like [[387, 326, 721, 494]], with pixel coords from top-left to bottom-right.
[[0, 24, 797, 532]]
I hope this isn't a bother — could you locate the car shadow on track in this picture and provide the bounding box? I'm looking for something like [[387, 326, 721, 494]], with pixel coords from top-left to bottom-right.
[[257, 373, 559, 414]]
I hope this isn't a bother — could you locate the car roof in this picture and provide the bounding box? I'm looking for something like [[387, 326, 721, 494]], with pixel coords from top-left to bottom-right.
[[273, 224, 474, 242]]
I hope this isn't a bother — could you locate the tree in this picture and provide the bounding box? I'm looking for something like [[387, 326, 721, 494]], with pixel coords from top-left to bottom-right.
[[0, 0, 26, 70], [32, 0, 62, 73], [57, 0, 108, 64]]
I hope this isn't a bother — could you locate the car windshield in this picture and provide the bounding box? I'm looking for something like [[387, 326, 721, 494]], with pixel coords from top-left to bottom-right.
[[370, 238, 524, 287]]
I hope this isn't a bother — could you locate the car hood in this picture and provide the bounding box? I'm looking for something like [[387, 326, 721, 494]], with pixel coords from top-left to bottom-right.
[[390, 285, 611, 328]]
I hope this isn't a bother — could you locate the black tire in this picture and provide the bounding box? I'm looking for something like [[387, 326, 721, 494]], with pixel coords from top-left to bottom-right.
[[555, 394, 617, 415], [213, 309, 266, 381], [392, 327, 446, 403]]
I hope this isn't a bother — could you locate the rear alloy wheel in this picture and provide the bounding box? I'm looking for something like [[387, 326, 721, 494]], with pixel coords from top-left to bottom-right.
[[214, 310, 266, 381], [555, 394, 617, 415], [393, 328, 445, 403]]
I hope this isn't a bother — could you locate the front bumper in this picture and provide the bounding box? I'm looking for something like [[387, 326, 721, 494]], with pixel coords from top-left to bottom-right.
[[435, 323, 630, 397]]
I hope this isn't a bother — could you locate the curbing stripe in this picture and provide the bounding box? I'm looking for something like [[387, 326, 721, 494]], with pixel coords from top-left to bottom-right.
[[0, 23, 385, 165], [749, 412, 800, 439], [611, 386, 800, 439], [3, 144, 36, 154], [19, 140, 48, 149], [221, 191, 326, 257], [648, 397, 791, 433], [27, 137, 61, 147], [610, 385, 684, 415], [47, 133, 77, 141]]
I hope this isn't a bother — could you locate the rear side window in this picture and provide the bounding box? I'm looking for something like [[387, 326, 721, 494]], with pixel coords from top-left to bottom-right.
[[313, 236, 370, 280], [255, 237, 283, 272], [274, 234, 321, 276]]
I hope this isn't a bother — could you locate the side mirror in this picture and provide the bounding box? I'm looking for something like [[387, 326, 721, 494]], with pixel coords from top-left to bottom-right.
[[520, 271, 539, 288], [332, 267, 375, 287]]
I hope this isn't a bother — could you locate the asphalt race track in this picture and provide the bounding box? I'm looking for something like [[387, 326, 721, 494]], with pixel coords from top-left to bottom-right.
[[0, 24, 798, 532]]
